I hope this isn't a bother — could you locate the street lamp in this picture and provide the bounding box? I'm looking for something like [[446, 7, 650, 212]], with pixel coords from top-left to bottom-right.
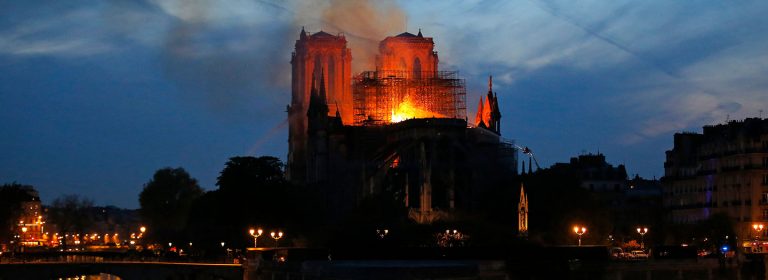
[[753, 223, 764, 241], [270, 231, 284, 248], [573, 226, 587, 246], [636, 227, 649, 249], [249, 228, 263, 247], [377, 229, 389, 239]]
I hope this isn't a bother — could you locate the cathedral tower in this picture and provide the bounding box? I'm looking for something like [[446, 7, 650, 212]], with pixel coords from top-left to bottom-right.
[[288, 28, 352, 182], [376, 30, 438, 78]]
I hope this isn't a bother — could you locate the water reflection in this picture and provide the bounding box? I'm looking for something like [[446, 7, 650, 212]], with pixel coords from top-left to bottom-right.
[[59, 273, 121, 280]]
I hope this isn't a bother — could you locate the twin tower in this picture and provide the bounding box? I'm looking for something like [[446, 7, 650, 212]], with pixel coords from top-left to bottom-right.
[[287, 28, 502, 191], [288, 28, 443, 181]]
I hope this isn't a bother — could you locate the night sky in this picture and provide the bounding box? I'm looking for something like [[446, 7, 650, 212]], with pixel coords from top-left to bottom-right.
[[2, 0, 767, 209]]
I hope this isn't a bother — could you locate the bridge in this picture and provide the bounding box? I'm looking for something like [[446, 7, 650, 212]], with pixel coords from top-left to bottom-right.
[[0, 261, 242, 280]]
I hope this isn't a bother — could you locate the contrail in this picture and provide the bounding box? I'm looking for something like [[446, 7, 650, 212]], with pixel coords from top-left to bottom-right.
[[525, 0, 679, 78]]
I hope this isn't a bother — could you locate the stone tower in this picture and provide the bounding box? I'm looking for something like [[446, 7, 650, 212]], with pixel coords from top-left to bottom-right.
[[288, 28, 352, 182], [376, 30, 438, 78]]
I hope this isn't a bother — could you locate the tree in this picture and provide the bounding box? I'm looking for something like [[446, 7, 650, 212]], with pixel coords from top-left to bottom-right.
[[217, 156, 285, 193], [185, 156, 315, 250], [139, 167, 203, 242], [48, 194, 95, 248], [0, 183, 38, 243]]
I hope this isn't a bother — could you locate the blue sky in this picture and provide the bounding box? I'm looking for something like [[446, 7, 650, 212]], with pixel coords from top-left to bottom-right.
[[1, 0, 767, 208]]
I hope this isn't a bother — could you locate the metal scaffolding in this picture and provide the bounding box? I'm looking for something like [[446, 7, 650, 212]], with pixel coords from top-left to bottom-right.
[[352, 70, 467, 125]]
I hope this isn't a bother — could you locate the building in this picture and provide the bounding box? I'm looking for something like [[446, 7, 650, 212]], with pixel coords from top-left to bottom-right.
[[287, 29, 518, 223], [16, 189, 47, 247], [550, 153, 628, 192], [662, 118, 768, 245], [545, 153, 661, 240]]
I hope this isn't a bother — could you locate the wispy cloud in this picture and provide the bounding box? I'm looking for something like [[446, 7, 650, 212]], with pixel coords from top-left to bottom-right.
[[404, 0, 768, 148]]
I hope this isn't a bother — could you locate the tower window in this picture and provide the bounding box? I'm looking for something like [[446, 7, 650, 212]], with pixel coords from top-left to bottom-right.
[[413, 57, 422, 79]]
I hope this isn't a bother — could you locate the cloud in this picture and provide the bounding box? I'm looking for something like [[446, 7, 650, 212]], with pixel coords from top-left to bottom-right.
[[402, 0, 767, 149], [0, 7, 114, 57]]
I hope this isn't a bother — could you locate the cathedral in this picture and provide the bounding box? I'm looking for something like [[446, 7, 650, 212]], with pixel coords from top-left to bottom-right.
[[287, 28, 518, 223]]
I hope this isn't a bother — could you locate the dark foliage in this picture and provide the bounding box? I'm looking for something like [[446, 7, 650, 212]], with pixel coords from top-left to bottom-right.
[[0, 183, 38, 243], [48, 194, 95, 234], [139, 167, 203, 243], [185, 156, 317, 252]]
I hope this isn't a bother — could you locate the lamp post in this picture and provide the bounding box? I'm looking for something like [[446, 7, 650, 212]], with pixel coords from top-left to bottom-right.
[[377, 229, 389, 239], [753, 223, 765, 241], [249, 228, 263, 248], [636, 227, 648, 249], [270, 231, 284, 248], [138, 226, 147, 249], [573, 226, 587, 246]]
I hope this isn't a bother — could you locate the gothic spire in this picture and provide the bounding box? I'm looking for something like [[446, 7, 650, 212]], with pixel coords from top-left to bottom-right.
[[319, 68, 327, 104], [488, 75, 493, 93], [475, 96, 485, 126], [300, 26, 307, 40]]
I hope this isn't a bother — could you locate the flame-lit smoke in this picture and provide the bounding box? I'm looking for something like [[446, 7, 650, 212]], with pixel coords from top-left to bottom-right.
[[295, 0, 406, 73]]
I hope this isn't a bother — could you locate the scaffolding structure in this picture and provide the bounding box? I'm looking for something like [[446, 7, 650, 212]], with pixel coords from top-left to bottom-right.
[[352, 70, 467, 125]]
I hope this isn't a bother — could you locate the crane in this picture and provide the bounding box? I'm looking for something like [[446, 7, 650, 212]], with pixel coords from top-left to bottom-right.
[[513, 145, 541, 171]]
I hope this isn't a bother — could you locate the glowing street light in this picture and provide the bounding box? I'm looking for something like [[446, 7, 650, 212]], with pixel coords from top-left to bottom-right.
[[753, 223, 764, 241], [636, 227, 649, 249], [270, 231, 284, 248], [573, 226, 587, 246], [377, 229, 389, 239], [249, 228, 263, 248]]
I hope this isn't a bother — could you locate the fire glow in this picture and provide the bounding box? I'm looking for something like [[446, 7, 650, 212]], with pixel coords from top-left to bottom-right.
[[390, 98, 446, 123]]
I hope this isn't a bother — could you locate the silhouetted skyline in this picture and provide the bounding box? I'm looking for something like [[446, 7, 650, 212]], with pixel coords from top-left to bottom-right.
[[1, 0, 767, 208]]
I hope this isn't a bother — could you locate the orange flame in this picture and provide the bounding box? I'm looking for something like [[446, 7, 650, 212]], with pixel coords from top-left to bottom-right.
[[390, 98, 445, 123]]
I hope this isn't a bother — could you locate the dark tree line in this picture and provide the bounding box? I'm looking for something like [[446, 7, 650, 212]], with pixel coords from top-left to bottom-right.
[[0, 183, 38, 244], [139, 156, 318, 254]]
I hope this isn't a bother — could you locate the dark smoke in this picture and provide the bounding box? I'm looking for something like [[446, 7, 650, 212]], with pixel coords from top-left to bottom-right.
[[156, 1, 295, 118], [148, 0, 407, 116]]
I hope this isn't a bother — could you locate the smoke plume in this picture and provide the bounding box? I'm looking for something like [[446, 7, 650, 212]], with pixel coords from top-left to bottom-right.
[[154, 0, 295, 117], [150, 0, 406, 116], [296, 0, 407, 73]]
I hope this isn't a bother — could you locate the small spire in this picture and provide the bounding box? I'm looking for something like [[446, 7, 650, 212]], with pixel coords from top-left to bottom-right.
[[417, 28, 423, 37], [489, 75, 493, 93], [319, 68, 327, 103], [300, 26, 307, 40]]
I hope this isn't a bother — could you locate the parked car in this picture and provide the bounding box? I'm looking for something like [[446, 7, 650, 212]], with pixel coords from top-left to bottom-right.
[[630, 250, 649, 259]]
